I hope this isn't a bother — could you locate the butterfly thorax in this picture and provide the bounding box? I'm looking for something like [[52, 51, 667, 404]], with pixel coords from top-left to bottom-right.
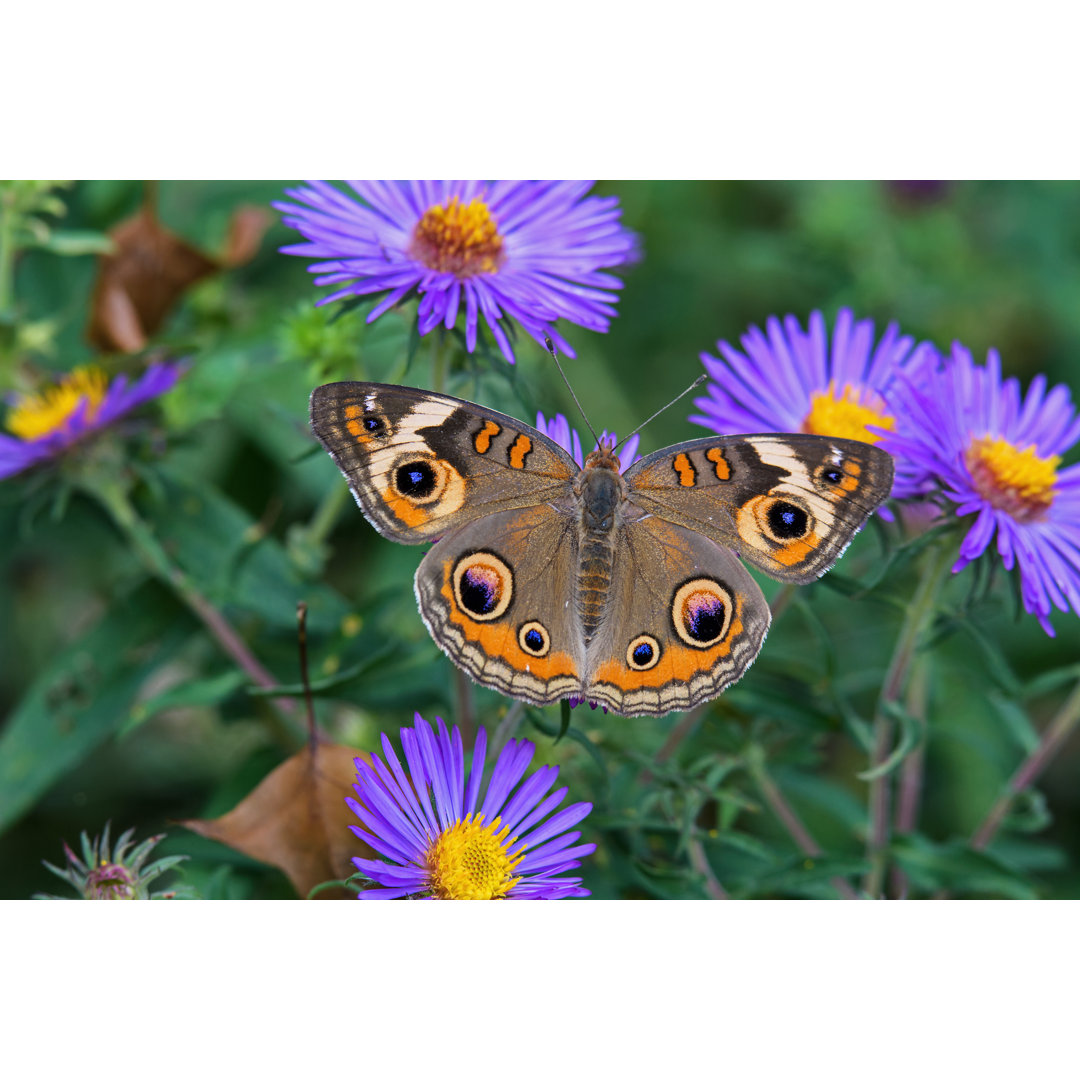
[[575, 449, 626, 645]]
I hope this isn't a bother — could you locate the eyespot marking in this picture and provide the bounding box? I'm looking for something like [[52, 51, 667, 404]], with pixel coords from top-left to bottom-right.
[[673, 452, 696, 487], [452, 552, 514, 622], [626, 634, 661, 671], [767, 500, 809, 540], [672, 578, 734, 649], [395, 460, 436, 499], [344, 402, 387, 442], [518, 620, 551, 657]]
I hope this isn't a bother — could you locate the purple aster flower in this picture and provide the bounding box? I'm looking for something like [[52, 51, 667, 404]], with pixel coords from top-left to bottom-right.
[[0, 361, 183, 480], [887, 343, 1080, 637], [274, 181, 640, 365], [347, 713, 595, 899], [536, 410, 641, 472], [690, 308, 939, 504]]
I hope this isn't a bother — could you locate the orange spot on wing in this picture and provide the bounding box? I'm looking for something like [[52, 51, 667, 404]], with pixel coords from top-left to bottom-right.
[[706, 446, 731, 480], [591, 612, 745, 691], [840, 461, 862, 492], [440, 572, 578, 678], [673, 452, 696, 487], [382, 489, 430, 527], [345, 418, 372, 443], [509, 433, 532, 469], [344, 404, 362, 420], [474, 420, 500, 454], [773, 532, 822, 566]]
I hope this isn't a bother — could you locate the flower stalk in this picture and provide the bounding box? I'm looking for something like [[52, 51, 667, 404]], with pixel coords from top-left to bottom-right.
[[971, 677, 1080, 851], [92, 477, 303, 741], [863, 538, 952, 897]]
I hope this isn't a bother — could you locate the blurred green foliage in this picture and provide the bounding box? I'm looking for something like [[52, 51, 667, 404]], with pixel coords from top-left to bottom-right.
[[2, 180, 1078, 899]]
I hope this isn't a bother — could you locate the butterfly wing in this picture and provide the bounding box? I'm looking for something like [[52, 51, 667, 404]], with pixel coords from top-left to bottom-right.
[[414, 505, 585, 706], [580, 515, 771, 716], [310, 381, 578, 543], [623, 433, 893, 584]]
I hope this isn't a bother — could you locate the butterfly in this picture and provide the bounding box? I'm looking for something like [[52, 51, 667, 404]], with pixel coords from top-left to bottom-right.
[[310, 382, 894, 717]]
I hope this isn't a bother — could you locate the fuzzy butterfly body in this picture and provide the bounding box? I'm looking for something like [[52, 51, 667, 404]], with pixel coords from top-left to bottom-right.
[[311, 382, 894, 717]]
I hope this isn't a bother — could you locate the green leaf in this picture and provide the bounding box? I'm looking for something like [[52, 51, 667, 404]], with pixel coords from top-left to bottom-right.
[[987, 692, 1040, 756], [556, 699, 572, 744], [0, 586, 189, 835], [29, 228, 115, 256], [246, 644, 395, 697], [119, 668, 248, 737], [892, 835, 1039, 899], [138, 465, 352, 638], [1023, 662, 1080, 700], [856, 699, 924, 781]]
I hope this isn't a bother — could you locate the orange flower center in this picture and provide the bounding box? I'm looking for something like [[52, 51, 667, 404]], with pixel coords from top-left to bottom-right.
[[964, 436, 1060, 522], [410, 195, 505, 278], [425, 812, 523, 899], [802, 383, 895, 444]]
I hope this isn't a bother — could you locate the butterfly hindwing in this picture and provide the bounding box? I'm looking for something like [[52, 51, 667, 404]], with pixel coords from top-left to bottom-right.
[[582, 517, 772, 716], [414, 505, 585, 706]]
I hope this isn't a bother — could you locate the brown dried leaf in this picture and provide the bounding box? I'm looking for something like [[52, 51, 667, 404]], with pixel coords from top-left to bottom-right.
[[182, 740, 372, 900], [86, 201, 269, 352], [222, 206, 272, 267]]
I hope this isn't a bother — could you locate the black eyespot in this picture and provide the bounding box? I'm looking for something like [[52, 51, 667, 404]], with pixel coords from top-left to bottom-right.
[[822, 467, 843, 485], [460, 568, 497, 615], [767, 500, 808, 539], [395, 460, 436, 498], [686, 597, 725, 641], [452, 552, 514, 622], [672, 578, 734, 649], [364, 416, 383, 433], [626, 633, 661, 670], [518, 620, 551, 657]]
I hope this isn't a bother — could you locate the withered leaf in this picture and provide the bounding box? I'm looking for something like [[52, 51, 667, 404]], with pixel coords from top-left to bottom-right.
[[183, 740, 372, 900], [87, 201, 270, 353]]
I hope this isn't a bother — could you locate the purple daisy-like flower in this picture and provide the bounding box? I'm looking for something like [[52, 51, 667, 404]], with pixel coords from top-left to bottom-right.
[[0, 361, 183, 480], [274, 181, 640, 365], [347, 713, 596, 899], [536, 410, 641, 473], [887, 343, 1080, 636], [690, 308, 939, 503]]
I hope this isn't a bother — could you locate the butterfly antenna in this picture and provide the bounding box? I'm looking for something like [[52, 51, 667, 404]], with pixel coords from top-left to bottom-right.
[[613, 375, 707, 454], [543, 335, 600, 446]]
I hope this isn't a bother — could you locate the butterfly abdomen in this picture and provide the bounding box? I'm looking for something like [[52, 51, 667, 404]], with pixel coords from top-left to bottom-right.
[[576, 457, 625, 645]]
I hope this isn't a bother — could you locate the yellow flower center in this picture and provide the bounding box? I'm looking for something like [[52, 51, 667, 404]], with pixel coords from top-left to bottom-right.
[[410, 196, 506, 278], [425, 813, 523, 900], [964, 435, 1060, 522], [802, 383, 895, 444], [6, 366, 109, 441]]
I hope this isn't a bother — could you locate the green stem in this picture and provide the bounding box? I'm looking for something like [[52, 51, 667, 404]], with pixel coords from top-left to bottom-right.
[[306, 481, 350, 549], [748, 757, 859, 900], [93, 479, 304, 744], [971, 678, 1080, 851], [430, 329, 448, 394], [0, 184, 19, 380], [687, 835, 728, 899], [863, 541, 953, 897], [491, 700, 526, 758], [890, 657, 930, 898]]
